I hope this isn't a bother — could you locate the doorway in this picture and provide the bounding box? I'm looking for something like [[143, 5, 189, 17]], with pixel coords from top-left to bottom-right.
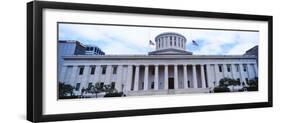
[[168, 78, 174, 89]]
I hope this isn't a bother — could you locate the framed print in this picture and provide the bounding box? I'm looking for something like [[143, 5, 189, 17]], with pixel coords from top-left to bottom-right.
[[27, 1, 273, 122]]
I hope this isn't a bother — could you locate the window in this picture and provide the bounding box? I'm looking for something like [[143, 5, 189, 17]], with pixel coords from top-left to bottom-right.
[[75, 83, 81, 91], [90, 47, 93, 51], [187, 80, 190, 88], [101, 66, 106, 74], [219, 65, 222, 72], [79, 66, 84, 75], [243, 64, 247, 72], [142, 82, 144, 90], [227, 64, 231, 72], [170, 36, 172, 40], [112, 66, 117, 74], [174, 40, 176, 46], [88, 82, 92, 88], [170, 41, 172, 46], [90, 66, 95, 75]]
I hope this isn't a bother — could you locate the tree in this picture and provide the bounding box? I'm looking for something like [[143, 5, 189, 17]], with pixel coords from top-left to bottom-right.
[[246, 77, 258, 91], [214, 77, 241, 92], [103, 83, 124, 97], [86, 82, 104, 98], [86, 82, 123, 98], [104, 83, 117, 94], [59, 82, 75, 98]]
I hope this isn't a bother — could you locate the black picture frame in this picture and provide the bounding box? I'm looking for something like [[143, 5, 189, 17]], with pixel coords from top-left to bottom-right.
[[27, 1, 273, 122]]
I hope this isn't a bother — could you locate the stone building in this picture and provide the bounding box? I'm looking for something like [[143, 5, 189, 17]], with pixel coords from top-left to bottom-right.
[[59, 32, 258, 96]]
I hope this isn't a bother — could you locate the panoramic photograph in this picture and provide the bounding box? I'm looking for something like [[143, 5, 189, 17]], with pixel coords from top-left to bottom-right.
[[57, 22, 259, 99]]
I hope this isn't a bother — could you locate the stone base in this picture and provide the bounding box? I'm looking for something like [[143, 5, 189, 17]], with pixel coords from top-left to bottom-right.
[[126, 88, 210, 96]]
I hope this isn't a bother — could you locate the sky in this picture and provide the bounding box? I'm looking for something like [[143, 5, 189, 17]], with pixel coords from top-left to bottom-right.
[[58, 23, 259, 55]]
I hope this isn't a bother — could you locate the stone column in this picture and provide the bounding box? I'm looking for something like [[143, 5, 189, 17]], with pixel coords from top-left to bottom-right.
[[214, 64, 219, 86], [223, 64, 227, 78], [183, 65, 188, 89], [154, 65, 159, 90], [94, 65, 101, 83], [247, 64, 251, 79], [164, 65, 169, 89], [192, 65, 198, 88], [254, 63, 258, 77], [144, 65, 149, 90], [162, 38, 164, 48], [158, 40, 160, 49], [165, 38, 168, 48], [231, 64, 236, 79], [200, 65, 206, 88], [184, 40, 186, 49], [174, 65, 179, 89], [81, 65, 90, 90], [180, 40, 182, 48], [59, 66, 67, 82], [116, 65, 123, 92], [126, 65, 133, 91], [239, 64, 245, 86], [105, 65, 112, 84], [133, 65, 140, 91], [69, 66, 78, 86], [206, 64, 212, 88]]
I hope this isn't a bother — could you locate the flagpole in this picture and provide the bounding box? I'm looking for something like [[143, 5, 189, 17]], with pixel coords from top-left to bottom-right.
[[148, 29, 150, 53], [148, 28, 151, 52]]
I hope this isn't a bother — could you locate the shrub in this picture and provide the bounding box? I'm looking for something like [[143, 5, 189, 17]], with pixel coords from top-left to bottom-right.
[[245, 77, 258, 91], [104, 92, 124, 97], [214, 86, 230, 93], [219, 77, 240, 87]]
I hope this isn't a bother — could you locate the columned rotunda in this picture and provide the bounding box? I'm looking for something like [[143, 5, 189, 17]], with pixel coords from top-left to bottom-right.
[[59, 32, 258, 96], [149, 32, 192, 55]]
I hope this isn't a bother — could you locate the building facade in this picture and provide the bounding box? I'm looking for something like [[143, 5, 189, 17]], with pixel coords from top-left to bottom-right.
[[58, 40, 105, 74], [244, 45, 258, 64], [58, 40, 86, 74], [85, 45, 105, 55], [59, 32, 258, 96]]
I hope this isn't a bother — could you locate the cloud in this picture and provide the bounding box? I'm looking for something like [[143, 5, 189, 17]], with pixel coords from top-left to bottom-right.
[[59, 23, 259, 55]]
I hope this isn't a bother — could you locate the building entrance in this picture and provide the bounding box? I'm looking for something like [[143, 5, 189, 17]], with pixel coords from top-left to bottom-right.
[[168, 78, 174, 89]]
